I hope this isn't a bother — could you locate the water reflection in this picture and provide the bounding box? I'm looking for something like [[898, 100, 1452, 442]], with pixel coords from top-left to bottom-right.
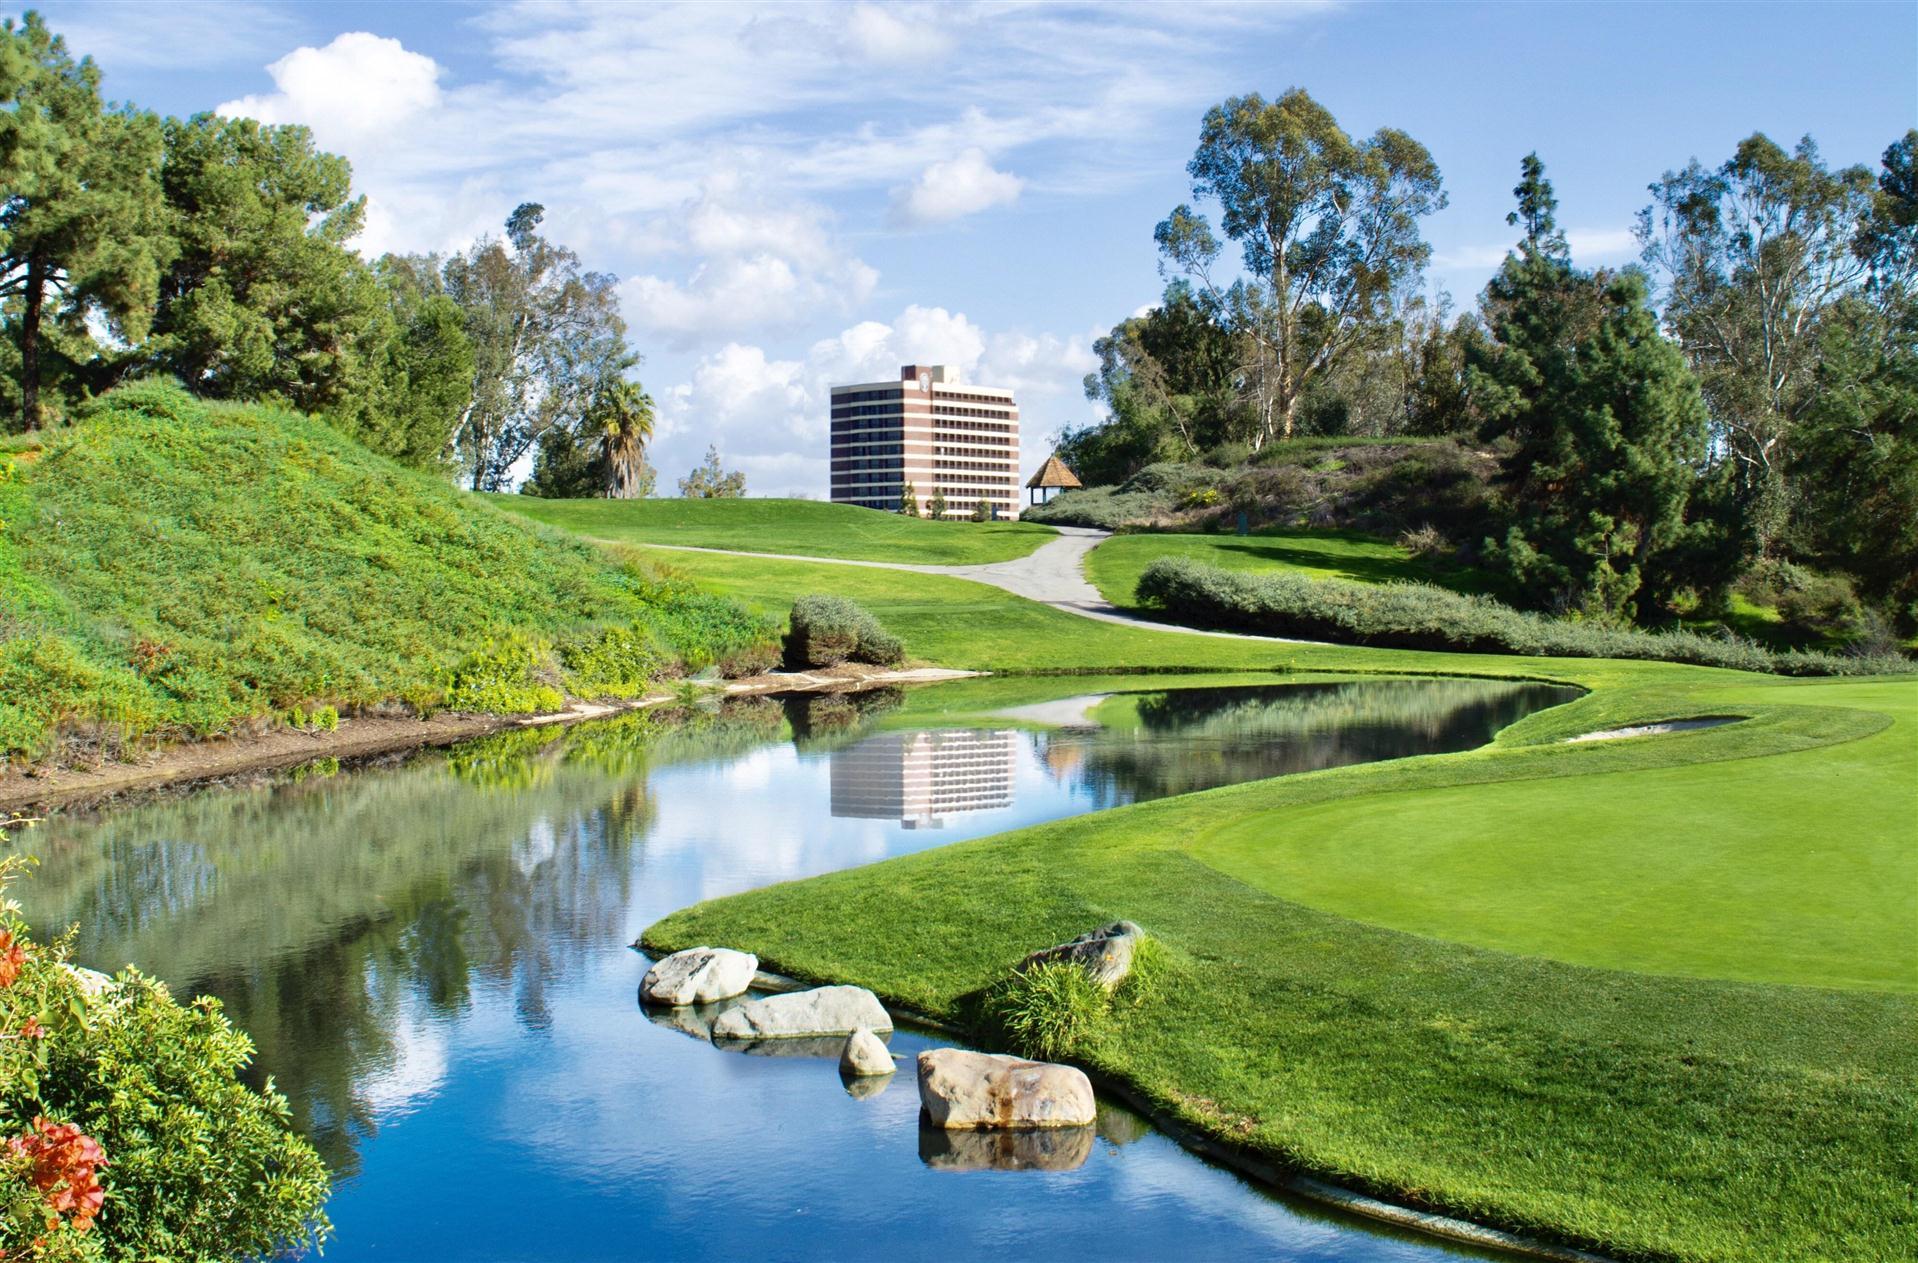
[[831, 730, 1019, 827], [919, 1124, 1096, 1172], [9, 678, 1566, 1261]]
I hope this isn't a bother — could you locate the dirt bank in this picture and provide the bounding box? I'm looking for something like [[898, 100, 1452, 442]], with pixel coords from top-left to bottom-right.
[[0, 665, 978, 814]]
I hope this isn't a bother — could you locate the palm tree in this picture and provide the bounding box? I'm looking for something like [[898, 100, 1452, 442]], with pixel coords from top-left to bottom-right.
[[597, 380, 656, 499]]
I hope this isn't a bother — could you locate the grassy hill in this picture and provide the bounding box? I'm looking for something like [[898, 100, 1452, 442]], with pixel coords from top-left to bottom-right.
[[491, 494, 1056, 565], [0, 382, 776, 764]]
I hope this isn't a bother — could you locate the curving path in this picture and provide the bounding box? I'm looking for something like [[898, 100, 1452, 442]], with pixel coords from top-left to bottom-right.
[[642, 525, 1304, 643]]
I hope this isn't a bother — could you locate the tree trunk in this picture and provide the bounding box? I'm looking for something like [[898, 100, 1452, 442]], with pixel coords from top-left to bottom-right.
[[20, 254, 46, 431]]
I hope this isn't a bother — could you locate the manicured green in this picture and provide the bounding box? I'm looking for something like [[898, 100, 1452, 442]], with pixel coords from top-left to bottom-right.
[[0, 383, 777, 761], [490, 494, 1055, 565], [1086, 527, 1482, 607], [618, 543, 1916, 1263]]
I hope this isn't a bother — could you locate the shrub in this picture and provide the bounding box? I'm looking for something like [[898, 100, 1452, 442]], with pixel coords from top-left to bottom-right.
[[783, 596, 904, 670], [987, 961, 1111, 1061], [0, 846, 329, 1261], [1135, 556, 1914, 677]]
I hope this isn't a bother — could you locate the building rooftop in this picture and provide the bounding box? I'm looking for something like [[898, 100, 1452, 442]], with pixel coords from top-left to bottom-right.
[[1026, 454, 1083, 490]]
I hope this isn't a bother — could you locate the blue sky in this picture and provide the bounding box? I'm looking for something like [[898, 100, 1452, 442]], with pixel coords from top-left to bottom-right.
[[25, 0, 1918, 494]]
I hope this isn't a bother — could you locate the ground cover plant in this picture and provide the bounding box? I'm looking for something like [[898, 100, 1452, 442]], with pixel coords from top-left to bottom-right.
[[604, 542, 1916, 1263], [0, 382, 778, 763], [491, 494, 1055, 565], [1134, 555, 1909, 677]]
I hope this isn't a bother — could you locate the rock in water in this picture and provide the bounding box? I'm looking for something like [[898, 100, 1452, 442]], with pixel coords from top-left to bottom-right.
[[1020, 921, 1143, 991], [711, 985, 892, 1041], [640, 947, 758, 1006], [919, 1123, 1094, 1171], [840, 1027, 896, 1077], [916, 1048, 1096, 1129]]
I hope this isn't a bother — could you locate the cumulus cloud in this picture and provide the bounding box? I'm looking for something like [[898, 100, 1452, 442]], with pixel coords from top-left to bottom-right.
[[621, 180, 879, 347], [891, 148, 1025, 226], [218, 32, 442, 143]]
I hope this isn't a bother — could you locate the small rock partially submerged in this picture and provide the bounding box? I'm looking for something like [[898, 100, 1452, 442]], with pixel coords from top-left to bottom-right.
[[711, 984, 892, 1041], [640, 946, 759, 1006], [840, 1026, 896, 1077], [1020, 920, 1144, 991], [917, 1048, 1096, 1130]]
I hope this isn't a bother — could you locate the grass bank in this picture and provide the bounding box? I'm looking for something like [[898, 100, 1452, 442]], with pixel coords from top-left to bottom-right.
[[491, 494, 1056, 564], [0, 383, 777, 764], [1086, 526, 1485, 607], [617, 545, 1916, 1263]]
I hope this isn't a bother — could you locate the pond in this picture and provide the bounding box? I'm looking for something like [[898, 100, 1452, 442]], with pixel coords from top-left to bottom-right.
[[15, 673, 1574, 1261]]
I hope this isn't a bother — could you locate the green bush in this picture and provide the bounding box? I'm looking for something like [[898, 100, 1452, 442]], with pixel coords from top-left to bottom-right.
[[783, 596, 904, 669], [0, 848, 329, 1260], [1136, 556, 1913, 677]]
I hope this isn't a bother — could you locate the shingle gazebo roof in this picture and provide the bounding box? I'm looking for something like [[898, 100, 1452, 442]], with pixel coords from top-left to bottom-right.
[[1026, 454, 1083, 490]]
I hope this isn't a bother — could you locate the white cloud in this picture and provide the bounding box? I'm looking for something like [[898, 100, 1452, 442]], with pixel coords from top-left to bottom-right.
[[218, 32, 442, 144], [44, 1, 303, 73], [891, 148, 1025, 226], [842, 3, 952, 61], [620, 181, 879, 347], [1566, 227, 1640, 262]]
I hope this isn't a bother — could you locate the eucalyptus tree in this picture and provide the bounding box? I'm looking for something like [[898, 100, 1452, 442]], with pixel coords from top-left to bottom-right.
[[443, 203, 628, 492], [677, 445, 745, 498], [0, 12, 169, 429], [1636, 134, 1879, 544], [1154, 89, 1446, 447]]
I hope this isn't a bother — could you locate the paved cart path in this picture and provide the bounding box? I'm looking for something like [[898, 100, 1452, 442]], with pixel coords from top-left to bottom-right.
[[635, 526, 1307, 643]]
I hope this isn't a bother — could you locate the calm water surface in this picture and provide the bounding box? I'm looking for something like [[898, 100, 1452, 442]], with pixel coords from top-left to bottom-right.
[[17, 675, 1573, 1261]]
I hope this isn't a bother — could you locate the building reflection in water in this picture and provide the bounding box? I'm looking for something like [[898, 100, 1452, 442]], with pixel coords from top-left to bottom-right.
[[829, 730, 1020, 829]]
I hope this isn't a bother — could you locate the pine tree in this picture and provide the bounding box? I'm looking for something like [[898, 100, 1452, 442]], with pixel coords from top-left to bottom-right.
[[928, 486, 948, 519], [0, 13, 169, 429], [899, 481, 918, 516], [1471, 155, 1709, 621]]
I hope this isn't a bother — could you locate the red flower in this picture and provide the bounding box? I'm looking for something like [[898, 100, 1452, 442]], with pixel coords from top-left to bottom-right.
[[0, 931, 24, 989], [17, 1017, 42, 1040], [7, 1118, 107, 1232]]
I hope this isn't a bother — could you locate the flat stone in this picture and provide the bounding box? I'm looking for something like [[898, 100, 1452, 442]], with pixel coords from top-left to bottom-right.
[[710, 984, 891, 1041], [917, 1048, 1096, 1130], [1020, 920, 1144, 991], [840, 1027, 896, 1077], [641, 947, 758, 1006]]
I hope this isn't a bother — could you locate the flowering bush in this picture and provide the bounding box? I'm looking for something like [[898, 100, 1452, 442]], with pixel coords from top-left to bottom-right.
[[0, 826, 330, 1262]]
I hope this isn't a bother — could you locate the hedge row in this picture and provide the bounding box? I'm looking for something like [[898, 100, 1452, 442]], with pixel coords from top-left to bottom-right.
[[1134, 557, 1913, 677]]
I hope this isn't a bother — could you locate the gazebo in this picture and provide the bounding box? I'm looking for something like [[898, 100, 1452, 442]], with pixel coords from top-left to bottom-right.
[[1025, 454, 1082, 506]]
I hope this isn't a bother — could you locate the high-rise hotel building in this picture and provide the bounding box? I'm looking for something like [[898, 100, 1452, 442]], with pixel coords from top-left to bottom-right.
[[829, 364, 1021, 519]]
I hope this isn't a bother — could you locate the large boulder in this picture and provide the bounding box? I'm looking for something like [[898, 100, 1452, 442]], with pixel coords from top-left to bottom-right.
[[917, 1048, 1096, 1130], [840, 1027, 896, 1077], [641, 947, 758, 1006], [1020, 921, 1143, 991], [919, 1123, 1093, 1172], [711, 985, 891, 1041]]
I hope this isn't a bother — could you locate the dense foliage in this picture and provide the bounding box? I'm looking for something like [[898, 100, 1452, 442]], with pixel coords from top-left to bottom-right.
[[0, 840, 331, 1261], [1059, 95, 1916, 639], [782, 595, 904, 670], [1134, 556, 1908, 676], [0, 17, 655, 496], [0, 382, 777, 762]]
